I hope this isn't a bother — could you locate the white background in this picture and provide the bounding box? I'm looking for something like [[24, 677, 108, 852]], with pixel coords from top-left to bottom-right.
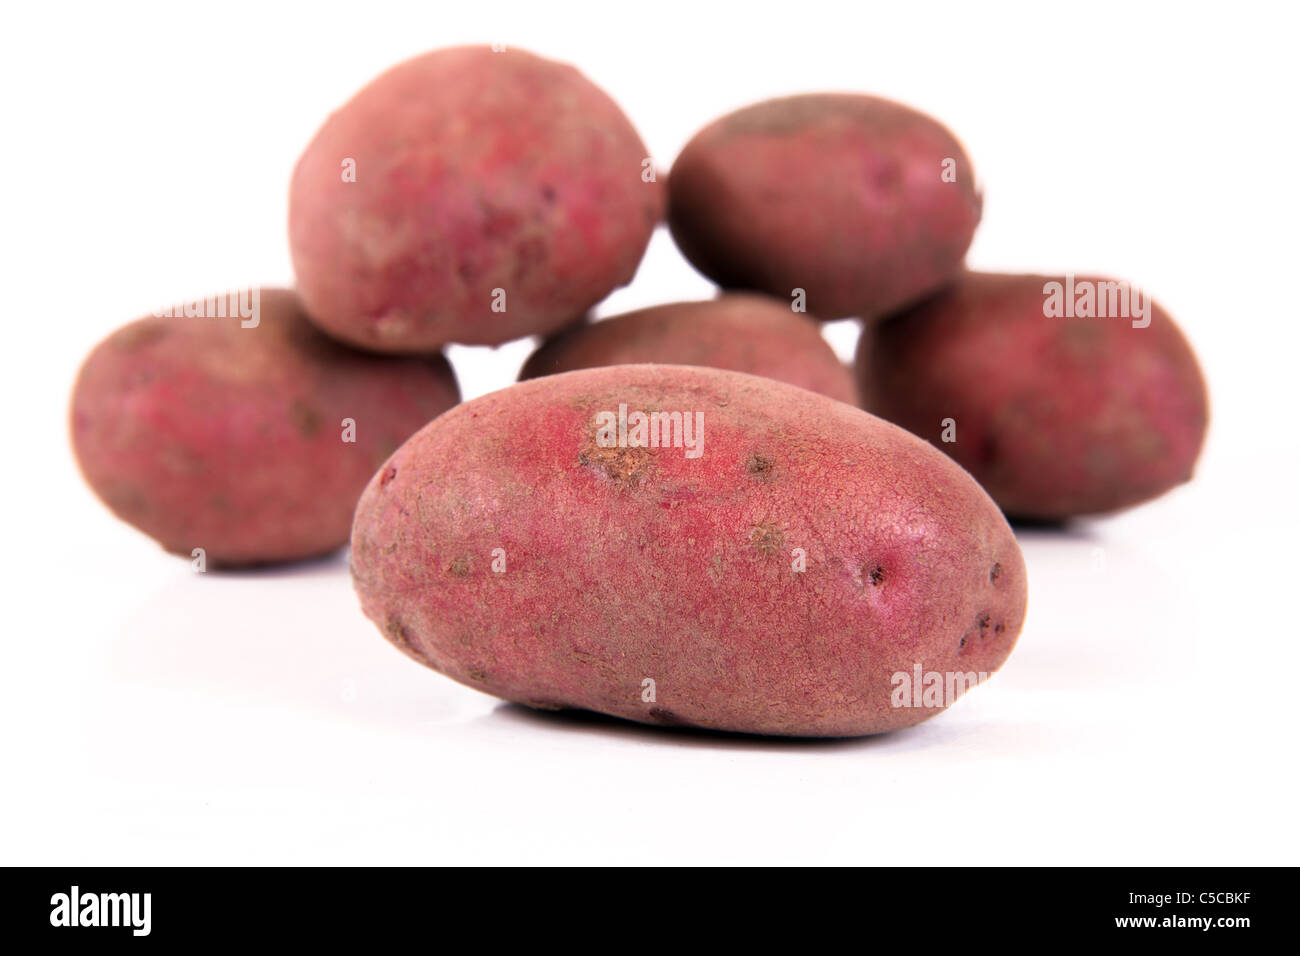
[[2, 1, 1297, 865]]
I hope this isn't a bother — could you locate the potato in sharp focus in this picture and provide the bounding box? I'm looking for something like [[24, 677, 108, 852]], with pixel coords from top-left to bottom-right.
[[351, 364, 1026, 737], [518, 294, 858, 404], [668, 94, 981, 320], [71, 288, 460, 565], [856, 272, 1209, 519], [289, 45, 663, 352]]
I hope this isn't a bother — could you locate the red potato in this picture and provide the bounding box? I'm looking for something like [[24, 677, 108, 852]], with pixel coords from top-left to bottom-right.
[[518, 294, 858, 404], [857, 272, 1209, 519], [668, 94, 981, 319], [351, 365, 1027, 737], [289, 45, 663, 352], [71, 289, 459, 565]]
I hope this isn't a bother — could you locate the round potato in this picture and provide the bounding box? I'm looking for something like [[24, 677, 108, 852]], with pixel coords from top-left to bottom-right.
[[71, 289, 460, 565], [668, 94, 981, 319], [289, 45, 663, 352], [351, 364, 1026, 737], [857, 272, 1209, 519], [518, 294, 858, 404]]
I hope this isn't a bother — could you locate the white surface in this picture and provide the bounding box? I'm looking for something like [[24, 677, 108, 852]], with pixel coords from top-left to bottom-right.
[[2, 1, 1297, 865]]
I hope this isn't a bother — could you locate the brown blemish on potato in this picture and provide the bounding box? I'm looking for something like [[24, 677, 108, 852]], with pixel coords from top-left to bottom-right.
[[750, 522, 785, 557], [447, 556, 471, 576], [747, 453, 775, 477], [467, 668, 487, 682], [990, 562, 1003, 583], [579, 422, 651, 486], [976, 612, 992, 636], [649, 707, 690, 726], [385, 614, 410, 646], [290, 399, 323, 438], [868, 565, 887, 587], [379, 466, 397, 487], [384, 614, 433, 666]]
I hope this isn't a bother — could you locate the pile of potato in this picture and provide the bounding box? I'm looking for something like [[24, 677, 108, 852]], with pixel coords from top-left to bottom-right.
[[71, 46, 1207, 737]]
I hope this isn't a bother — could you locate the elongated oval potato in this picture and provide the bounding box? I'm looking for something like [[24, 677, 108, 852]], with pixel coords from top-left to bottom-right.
[[668, 94, 981, 320], [71, 289, 460, 565], [856, 272, 1209, 519], [351, 365, 1026, 737], [289, 45, 663, 352], [518, 294, 858, 404]]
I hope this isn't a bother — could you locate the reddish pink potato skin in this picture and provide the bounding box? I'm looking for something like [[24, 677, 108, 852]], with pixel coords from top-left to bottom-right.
[[667, 94, 981, 320], [518, 294, 858, 404], [289, 46, 663, 352], [856, 273, 1210, 519], [71, 289, 460, 565], [351, 365, 1026, 737]]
